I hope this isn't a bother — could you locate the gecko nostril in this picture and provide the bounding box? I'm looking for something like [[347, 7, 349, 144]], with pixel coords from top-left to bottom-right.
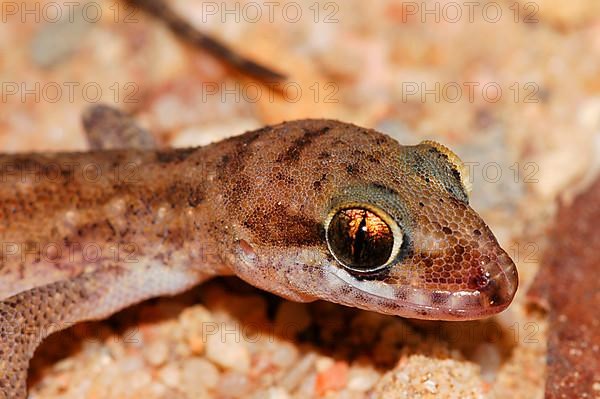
[[476, 252, 519, 308], [468, 272, 491, 290]]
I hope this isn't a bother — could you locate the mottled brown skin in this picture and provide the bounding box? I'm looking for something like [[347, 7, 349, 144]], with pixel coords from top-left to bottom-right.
[[0, 119, 518, 398]]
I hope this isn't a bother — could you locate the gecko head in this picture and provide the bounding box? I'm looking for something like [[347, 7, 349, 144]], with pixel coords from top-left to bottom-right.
[[312, 137, 518, 320], [227, 120, 518, 320]]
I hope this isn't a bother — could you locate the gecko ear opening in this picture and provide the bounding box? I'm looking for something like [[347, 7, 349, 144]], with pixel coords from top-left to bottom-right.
[[417, 140, 472, 202]]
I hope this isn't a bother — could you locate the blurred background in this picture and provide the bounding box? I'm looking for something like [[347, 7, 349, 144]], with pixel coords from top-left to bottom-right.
[[2, 0, 599, 397]]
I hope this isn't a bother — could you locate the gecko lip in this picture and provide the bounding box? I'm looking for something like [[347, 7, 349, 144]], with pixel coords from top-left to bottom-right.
[[324, 252, 518, 320]]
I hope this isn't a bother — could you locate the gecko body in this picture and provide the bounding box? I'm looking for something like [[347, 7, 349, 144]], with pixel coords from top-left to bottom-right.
[[0, 118, 518, 398]]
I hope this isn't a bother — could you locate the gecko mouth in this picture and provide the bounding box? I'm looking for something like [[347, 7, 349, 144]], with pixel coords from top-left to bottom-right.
[[324, 252, 518, 320]]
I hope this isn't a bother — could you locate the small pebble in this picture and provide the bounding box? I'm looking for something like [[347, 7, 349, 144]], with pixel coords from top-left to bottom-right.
[[143, 340, 170, 366], [205, 323, 251, 372], [179, 305, 215, 355], [158, 363, 181, 388], [267, 387, 291, 399], [181, 358, 220, 390], [271, 341, 300, 370], [423, 378, 438, 394], [315, 360, 349, 396], [127, 369, 153, 392], [252, 387, 291, 399], [316, 356, 335, 372], [217, 370, 251, 398], [347, 366, 381, 392], [280, 352, 317, 392], [297, 373, 317, 397]]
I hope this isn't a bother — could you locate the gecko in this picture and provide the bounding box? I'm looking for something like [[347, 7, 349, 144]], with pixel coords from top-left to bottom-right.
[[0, 106, 518, 398]]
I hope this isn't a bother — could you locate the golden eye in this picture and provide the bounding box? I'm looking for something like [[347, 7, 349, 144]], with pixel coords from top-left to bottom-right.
[[326, 208, 400, 273]]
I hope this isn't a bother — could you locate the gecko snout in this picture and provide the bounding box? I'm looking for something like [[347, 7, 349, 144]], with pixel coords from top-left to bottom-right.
[[474, 248, 519, 314]]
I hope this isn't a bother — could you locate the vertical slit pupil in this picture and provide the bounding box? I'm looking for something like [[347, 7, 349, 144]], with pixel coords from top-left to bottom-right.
[[352, 211, 367, 262]]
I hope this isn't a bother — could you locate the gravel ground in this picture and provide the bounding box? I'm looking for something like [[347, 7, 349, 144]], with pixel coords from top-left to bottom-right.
[[2, 0, 600, 397]]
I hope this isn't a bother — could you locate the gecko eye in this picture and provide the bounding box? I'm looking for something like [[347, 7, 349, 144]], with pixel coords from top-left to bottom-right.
[[326, 208, 401, 273]]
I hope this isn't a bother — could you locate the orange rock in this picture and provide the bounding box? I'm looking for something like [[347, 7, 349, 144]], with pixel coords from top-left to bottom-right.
[[315, 361, 349, 396]]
